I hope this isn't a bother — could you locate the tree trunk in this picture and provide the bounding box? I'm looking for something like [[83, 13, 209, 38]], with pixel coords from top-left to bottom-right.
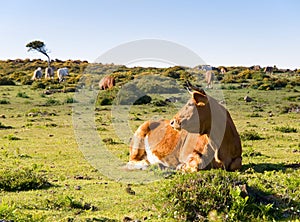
[[46, 54, 51, 68]]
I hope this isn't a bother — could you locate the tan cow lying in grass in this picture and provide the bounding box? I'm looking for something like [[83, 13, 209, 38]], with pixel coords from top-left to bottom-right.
[[126, 119, 228, 172], [170, 85, 242, 171]]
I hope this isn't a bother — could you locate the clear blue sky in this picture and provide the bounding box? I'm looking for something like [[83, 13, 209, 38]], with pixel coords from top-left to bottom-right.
[[1, 0, 299, 68]]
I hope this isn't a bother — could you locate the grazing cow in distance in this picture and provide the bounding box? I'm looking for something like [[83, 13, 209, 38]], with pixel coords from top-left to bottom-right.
[[170, 85, 242, 171], [127, 119, 224, 172], [57, 67, 69, 83], [264, 66, 273, 75], [220, 67, 227, 74], [244, 95, 253, 102], [99, 76, 115, 90], [32, 67, 42, 80], [252, 65, 261, 71], [205, 70, 214, 89], [45, 67, 54, 79]]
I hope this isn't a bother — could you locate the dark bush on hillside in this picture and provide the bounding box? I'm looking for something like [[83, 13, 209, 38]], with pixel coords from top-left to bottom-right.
[[133, 95, 152, 105], [258, 83, 274, 90], [163, 66, 185, 79], [16, 91, 30, 98], [221, 73, 238, 83], [96, 87, 118, 106], [31, 81, 46, 89], [237, 69, 253, 79], [252, 72, 269, 81], [20, 76, 33, 85], [9, 71, 29, 82], [64, 96, 77, 104], [45, 98, 61, 106], [0, 77, 15, 85], [0, 122, 13, 129], [273, 79, 288, 88], [0, 99, 10, 104], [99, 98, 113, 105]]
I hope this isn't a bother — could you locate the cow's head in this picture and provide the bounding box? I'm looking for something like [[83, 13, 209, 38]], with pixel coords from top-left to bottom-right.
[[170, 88, 211, 134]]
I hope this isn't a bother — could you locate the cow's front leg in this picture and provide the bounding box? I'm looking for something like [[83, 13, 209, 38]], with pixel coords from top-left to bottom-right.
[[177, 151, 202, 172]]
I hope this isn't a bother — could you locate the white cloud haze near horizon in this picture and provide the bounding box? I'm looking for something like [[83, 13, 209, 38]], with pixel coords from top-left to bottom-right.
[[1, 0, 299, 69]]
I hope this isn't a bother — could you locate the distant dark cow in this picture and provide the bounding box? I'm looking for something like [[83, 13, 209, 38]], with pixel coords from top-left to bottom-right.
[[244, 95, 253, 102], [32, 67, 42, 80], [99, 76, 115, 90], [205, 71, 214, 89], [264, 66, 273, 74], [45, 67, 54, 79], [199, 65, 212, 72], [127, 119, 221, 172], [170, 85, 242, 171]]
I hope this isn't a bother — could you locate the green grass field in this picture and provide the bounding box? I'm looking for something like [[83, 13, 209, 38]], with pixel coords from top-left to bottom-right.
[[0, 65, 300, 221]]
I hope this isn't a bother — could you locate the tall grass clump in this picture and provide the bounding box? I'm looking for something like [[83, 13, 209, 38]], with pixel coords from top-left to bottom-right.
[[275, 126, 297, 133], [0, 99, 10, 104], [240, 130, 263, 141], [0, 168, 50, 191], [45, 98, 61, 106], [16, 91, 30, 98], [158, 170, 277, 221]]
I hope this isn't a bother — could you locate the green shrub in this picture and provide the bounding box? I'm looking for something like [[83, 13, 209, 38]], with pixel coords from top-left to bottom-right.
[[258, 83, 274, 90], [31, 81, 46, 89], [273, 79, 288, 88], [64, 96, 77, 103], [16, 91, 30, 98], [0, 168, 50, 191], [237, 69, 254, 79], [248, 113, 262, 118], [227, 85, 238, 90], [252, 72, 268, 81], [96, 88, 118, 106], [221, 73, 237, 83], [45, 195, 97, 211], [45, 98, 61, 106], [0, 122, 13, 129], [240, 130, 263, 140], [159, 170, 276, 221], [275, 126, 297, 133], [4, 134, 21, 140], [0, 99, 10, 104], [163, 66, 186, 79], [99, 97, 112, 105], [0, 202, 16, 219], [20, 76, 33, 85], [0, 77, 15, 85]]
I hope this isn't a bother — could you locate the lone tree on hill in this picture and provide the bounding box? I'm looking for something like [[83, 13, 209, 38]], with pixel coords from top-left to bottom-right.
[[26, 40, 51, 67]]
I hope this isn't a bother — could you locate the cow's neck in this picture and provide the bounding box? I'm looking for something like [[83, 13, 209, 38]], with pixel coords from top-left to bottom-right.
[[203, 97, 228, 148]]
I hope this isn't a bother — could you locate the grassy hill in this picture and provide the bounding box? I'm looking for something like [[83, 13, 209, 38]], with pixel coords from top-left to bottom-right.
[[0, 59, 299, 221]]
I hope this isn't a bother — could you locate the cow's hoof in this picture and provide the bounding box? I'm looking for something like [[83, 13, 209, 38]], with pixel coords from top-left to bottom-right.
[[125, 161, 149, 170]]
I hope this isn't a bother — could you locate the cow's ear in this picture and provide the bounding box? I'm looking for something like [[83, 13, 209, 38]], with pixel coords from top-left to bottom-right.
[[193, 92, 208, 106]]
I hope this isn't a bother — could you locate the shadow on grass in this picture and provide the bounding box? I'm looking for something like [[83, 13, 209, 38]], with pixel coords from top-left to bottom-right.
[[242, 162, 300, 173]]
